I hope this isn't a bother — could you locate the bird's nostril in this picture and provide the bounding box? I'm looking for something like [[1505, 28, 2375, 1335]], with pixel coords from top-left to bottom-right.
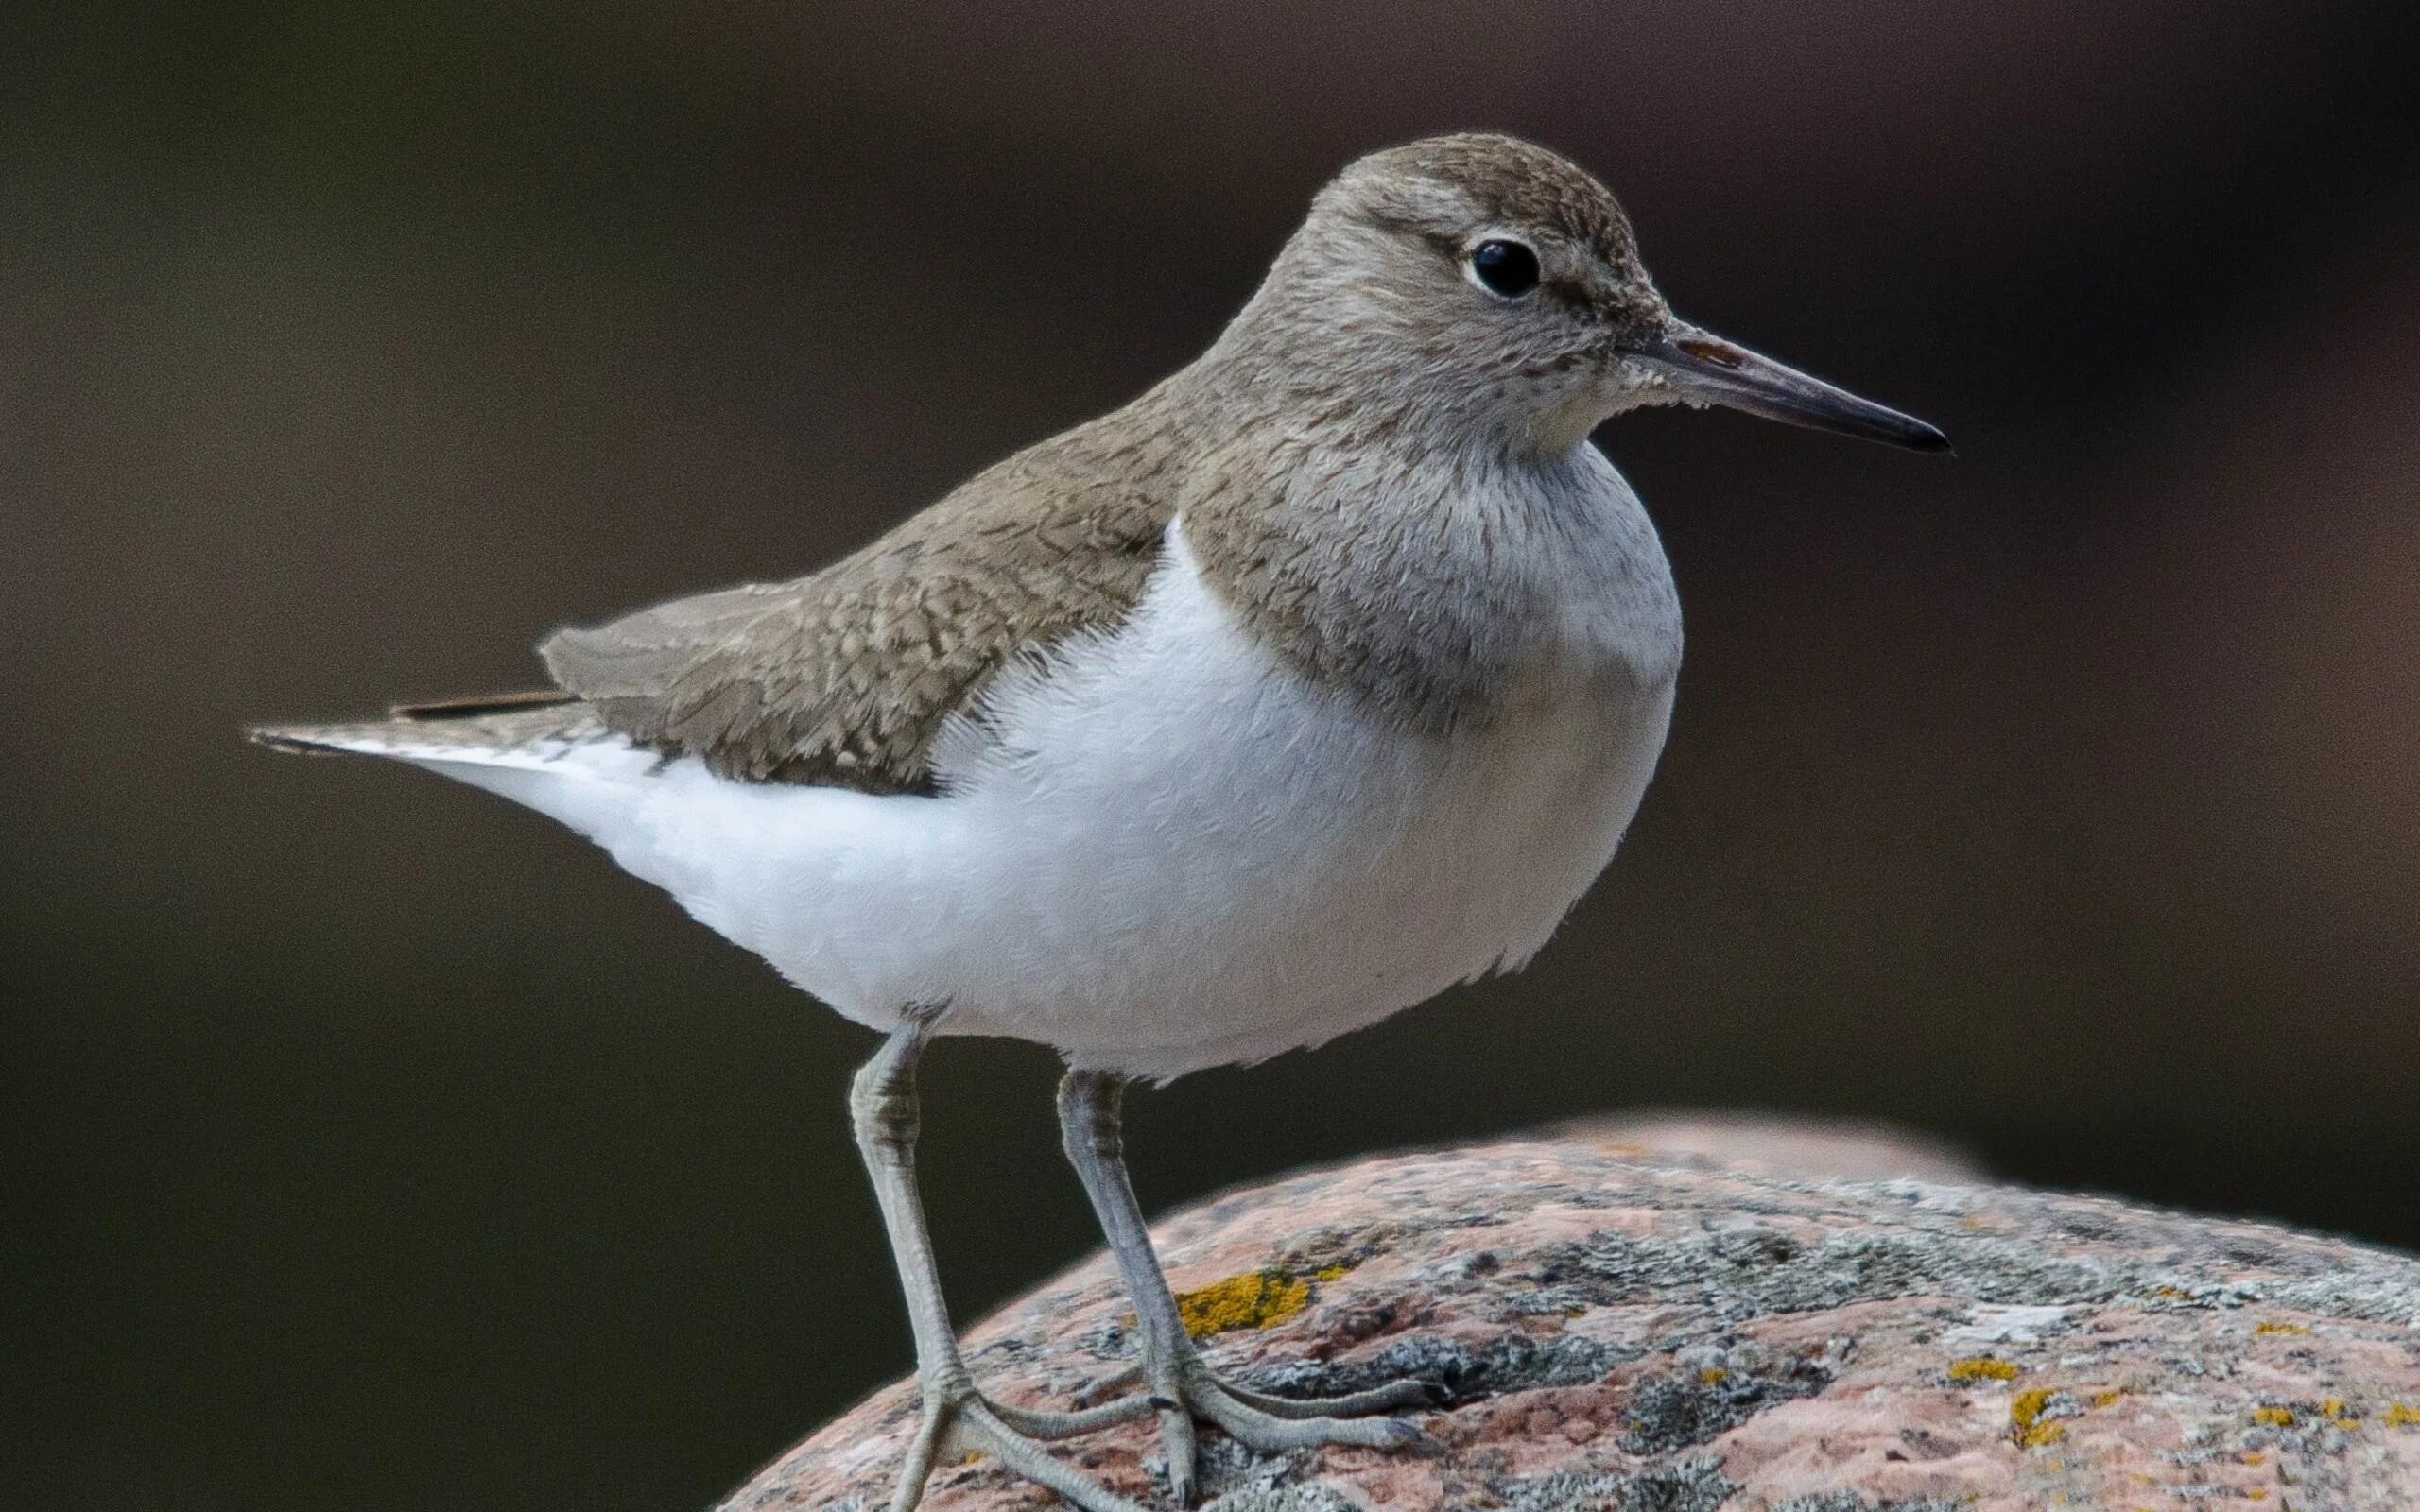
[[1674, 336, 1743, 369]]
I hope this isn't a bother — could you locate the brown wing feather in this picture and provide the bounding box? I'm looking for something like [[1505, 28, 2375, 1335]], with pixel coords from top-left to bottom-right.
[[540, 403, 1183, 794]]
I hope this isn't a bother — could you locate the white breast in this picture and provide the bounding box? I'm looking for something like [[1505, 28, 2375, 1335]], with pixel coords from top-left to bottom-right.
[[419, 516, 1678, 1080]]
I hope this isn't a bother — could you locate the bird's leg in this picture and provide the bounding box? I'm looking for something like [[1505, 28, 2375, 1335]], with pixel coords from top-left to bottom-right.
[[851, 1015, 1156, 1512], [1056, 1070, 1429, 1505]]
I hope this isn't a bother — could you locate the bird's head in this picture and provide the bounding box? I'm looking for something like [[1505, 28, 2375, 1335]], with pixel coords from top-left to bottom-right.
[[1231, 132, 1947, 457]]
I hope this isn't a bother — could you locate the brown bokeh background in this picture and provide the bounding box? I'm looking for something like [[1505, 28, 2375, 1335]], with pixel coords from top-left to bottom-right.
[[6, 4, 2417, 1509]]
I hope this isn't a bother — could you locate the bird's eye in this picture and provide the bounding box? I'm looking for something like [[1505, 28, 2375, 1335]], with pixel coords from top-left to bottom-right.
[[1468, 239, 1541, 298]]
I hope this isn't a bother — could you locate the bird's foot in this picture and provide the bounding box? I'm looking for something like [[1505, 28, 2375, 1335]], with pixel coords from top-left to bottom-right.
[[1076, 1352, 1433, 1507], [887, 1374, 1158, 1512]]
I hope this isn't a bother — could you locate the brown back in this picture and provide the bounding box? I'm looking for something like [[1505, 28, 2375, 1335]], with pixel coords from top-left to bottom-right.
[[539, 393, 1184, 794]]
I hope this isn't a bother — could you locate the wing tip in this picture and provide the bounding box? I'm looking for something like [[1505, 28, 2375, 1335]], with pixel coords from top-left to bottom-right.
[[251, 691, 579, 754], [247, 697, 615, 765], [248, 721, 388, 756]]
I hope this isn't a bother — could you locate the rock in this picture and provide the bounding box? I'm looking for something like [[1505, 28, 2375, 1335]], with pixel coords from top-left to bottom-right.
[[721, 1134, 2420, 1511], [1562, 1111, 1987, 1185]]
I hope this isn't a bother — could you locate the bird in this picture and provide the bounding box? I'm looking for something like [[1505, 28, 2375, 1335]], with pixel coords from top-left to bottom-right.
[[254, 132, 1946, 1512]]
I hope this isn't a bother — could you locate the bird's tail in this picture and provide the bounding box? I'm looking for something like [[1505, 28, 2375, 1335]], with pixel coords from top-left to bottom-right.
[[250, 691, 666, 843], [250, 690, 592, 765]]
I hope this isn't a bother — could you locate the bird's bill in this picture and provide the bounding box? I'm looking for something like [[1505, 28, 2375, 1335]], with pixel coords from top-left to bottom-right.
[[1641, 322, 1951, 453]]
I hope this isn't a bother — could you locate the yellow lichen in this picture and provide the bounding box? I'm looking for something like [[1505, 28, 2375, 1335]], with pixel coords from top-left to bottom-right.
[[2247, 1489, 2270, 1502], [1949, 1356, 2021, 1383], [2011, 1387, 2066, 1448], [2092, 1388, 2126, 1409], [1697, 1366, 1731, 1385], [1174, 1270, 1311, 1338], [2383, 1402, 2420, 1428], [1311, 1263, 1350, 1281], [2252, 1319, 2311, 1336], [2251, 1405, 2294, 1427], [2152, 1285, 2192, 1300]]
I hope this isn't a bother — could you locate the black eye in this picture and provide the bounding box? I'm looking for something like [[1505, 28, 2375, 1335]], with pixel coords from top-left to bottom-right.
[[1468, 239, 1540, 298]]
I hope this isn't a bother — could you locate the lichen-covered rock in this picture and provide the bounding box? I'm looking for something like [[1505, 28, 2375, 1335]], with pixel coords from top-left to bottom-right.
[[721, 1134, 2420, 1512]]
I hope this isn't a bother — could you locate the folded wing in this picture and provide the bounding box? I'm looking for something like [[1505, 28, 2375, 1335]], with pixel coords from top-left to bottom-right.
[[539, 417, 1179, 794]]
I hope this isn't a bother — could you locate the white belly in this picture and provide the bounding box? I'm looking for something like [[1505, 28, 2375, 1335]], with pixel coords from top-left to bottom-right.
[[430, 528, 1676, 1080]]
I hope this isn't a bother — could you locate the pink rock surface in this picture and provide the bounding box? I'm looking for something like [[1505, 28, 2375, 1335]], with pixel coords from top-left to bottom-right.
[[1564, 1111, 1987, 1185], [722, 1134, 2420, 1511]]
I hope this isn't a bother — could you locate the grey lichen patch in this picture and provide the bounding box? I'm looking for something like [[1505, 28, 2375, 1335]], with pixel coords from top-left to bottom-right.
[[1198, 1484, 1359, 1512], [1766, 1496, 1975, 1511], [1512, 1215, 2420, 1330], [1076, 1315, 1135, 1362], [1246, 1331, 1639, 1405], [1617, 1352, 1834, 1453], [1157, 1435, 1298, 1504], [1493, 1456, 1735, 1512], [1518, 1226, 2112, 1322]]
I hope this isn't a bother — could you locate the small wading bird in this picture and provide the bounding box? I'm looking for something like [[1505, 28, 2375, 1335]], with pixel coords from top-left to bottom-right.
[[257, 134, 1946, 1512]]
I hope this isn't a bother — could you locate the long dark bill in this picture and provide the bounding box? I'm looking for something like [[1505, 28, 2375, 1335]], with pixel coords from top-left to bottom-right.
[[1644, 321, 1951, 453]]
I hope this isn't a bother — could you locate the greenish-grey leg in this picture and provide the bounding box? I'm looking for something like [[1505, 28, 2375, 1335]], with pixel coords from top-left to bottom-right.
[[1055, 1070, 1430, 1505], [851, 1015, 1155, 1512]]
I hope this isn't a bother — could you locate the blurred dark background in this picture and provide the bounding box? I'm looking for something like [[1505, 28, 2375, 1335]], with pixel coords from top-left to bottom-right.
[[6, 3, 2418, 1508]]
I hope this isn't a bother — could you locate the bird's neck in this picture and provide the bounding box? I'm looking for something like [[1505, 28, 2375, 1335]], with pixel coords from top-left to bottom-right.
[[1144, 357, 1620, 736]]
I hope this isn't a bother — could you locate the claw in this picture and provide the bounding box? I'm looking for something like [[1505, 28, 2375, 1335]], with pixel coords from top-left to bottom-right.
[[1159, 1408, 1200, 1509]]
